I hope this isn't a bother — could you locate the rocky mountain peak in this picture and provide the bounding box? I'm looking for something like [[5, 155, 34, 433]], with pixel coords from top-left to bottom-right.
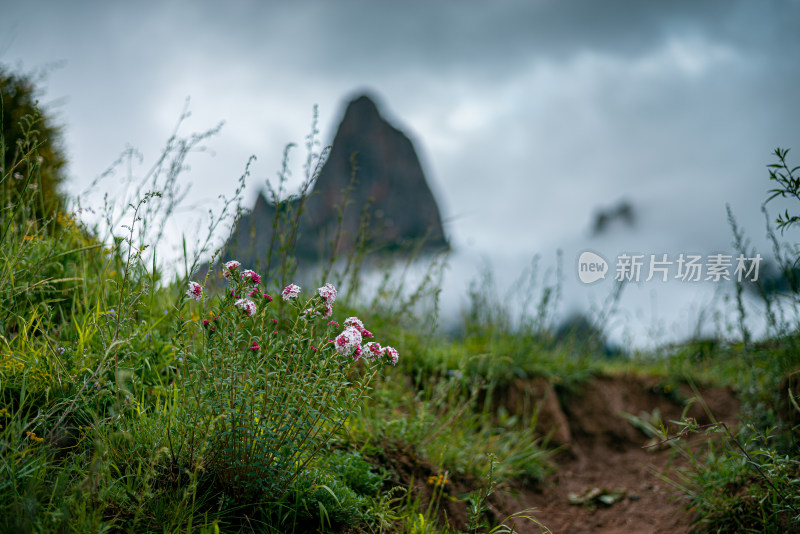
[[222, 93, 448, 272]]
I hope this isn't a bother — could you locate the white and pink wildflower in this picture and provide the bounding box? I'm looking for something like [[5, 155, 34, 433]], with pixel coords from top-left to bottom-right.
[[186, 281, 203, 301], [318, 283, 337, 304], [334, 326, 362, 357], [344, 316, 372, 336], [384, 346, 399, 365], [363, 342, 384, 361], [344, 316, 364, 331], [234, 298, 257, 317], [241, 269, 261, 285], [282, 284, 301, 301], [223, 260, 241, 278]]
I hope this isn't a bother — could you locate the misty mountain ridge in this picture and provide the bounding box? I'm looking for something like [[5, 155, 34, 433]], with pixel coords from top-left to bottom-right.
[[222, 93, 448, 273]]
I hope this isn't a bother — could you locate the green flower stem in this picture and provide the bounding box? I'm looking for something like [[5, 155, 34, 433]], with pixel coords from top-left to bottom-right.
[[282, 365, 379, 491]]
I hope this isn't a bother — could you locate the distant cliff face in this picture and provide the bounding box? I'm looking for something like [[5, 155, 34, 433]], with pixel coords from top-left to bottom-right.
[[225, 94, 448, 270]]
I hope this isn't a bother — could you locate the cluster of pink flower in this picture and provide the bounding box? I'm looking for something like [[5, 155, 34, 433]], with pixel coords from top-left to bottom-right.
[[186, 281, 203, 301], [334, 326, 362, 358], [318, 283, 336, 318], [202, 316, 219, 331], [344, 317, 373, 339], [286, 282, 338, 319], [241, 269, 261, 284], [334, 316, 398, 365], [186, 262, 267, 306], [194, 272, 399, 364], [235, 297, 257, 317], [222, 260, 241, 278], [282, 283, 301, 301], [224, 260, 264, 317]]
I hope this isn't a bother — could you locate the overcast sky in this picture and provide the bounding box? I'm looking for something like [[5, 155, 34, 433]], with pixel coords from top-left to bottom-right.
[[4, 0, 800, 346]]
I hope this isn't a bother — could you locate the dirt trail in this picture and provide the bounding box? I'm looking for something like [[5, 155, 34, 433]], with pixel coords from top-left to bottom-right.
[[503, 435, 695, 533], [490, 375, 740, 534]]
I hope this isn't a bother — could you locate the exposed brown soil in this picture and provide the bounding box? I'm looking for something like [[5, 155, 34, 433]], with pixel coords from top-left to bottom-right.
[[390, 373, 740, 534], [494, 374, 740, 534]]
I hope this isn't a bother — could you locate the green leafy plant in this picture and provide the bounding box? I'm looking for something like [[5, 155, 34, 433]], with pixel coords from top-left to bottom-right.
[[766, 148, 800, 234], [652, 418, 800, 532], [466, 454, 551, 534]]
